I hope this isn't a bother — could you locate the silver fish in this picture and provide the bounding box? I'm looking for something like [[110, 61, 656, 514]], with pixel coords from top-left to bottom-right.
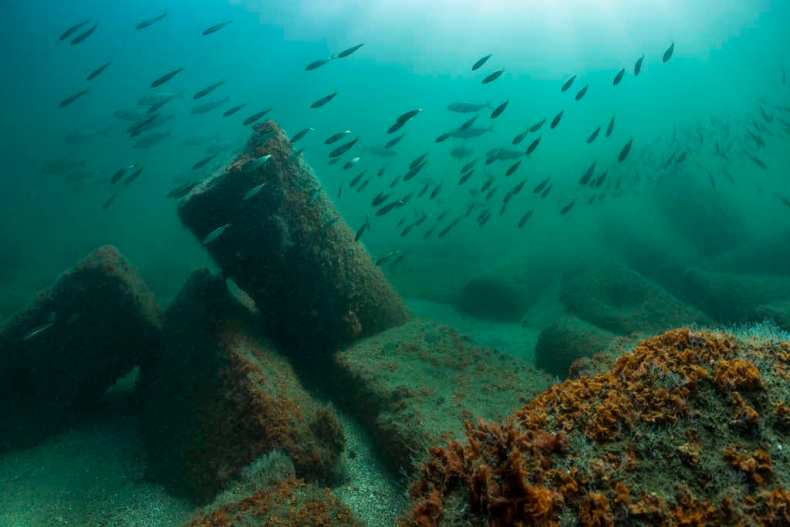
[[202, 224, 231, 245]]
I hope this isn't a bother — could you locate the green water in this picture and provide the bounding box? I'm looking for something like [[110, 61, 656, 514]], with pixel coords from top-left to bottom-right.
[[1, 1, 790, 525]]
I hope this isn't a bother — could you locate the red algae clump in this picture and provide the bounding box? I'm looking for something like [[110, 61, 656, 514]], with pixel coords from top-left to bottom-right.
[[401, 328, 790, 526]]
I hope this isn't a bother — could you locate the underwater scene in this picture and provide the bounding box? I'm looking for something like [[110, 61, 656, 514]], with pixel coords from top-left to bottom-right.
[[1, 0, 789, 525]]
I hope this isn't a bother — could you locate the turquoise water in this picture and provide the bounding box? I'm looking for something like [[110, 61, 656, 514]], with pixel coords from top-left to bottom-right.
[[1, 1, 790, 524]]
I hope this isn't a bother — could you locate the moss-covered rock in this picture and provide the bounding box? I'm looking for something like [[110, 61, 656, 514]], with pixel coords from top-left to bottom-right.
[[0, 245, 161, 450], [534, 316, 618, 378], [332, 319, 553, 473], [402, 328, 790, 526], [139, 270, 345, 503]]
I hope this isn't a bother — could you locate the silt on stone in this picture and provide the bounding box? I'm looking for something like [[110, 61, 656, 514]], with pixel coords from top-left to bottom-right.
[[0, 245, 161, 450], [177, 120, 410, 353]]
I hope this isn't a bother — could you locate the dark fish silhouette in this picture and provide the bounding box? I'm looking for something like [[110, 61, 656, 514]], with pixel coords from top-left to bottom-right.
[[618, 138, 633, 162], [561, 75, 576, 92], [385, 134, 404, 148], [550, 110, 564, 129], [167, 181, 198, 199], [192, 154, 217, 170], [575, 84, 589, 101], [110, 168, 126, 184], [579, 162, 596, 185], [243, 108, 272, 126], [526, 136, 542, 155], [202, 20, 232, 36], [151, 68, 183, 88], [529, 119, 546, 133], [60, 20, 90, 41], [136, 12, 167, 30], [71, 23, 98, 46], [472, 54, 492, 70], [490, 100, 509, 119], [87, 62, 111, 81], [663, 42, 675, 63], [124, 166, 144, 184], [482, 69, 504, 84], [430, 183, 442, 200], [517, 210, 534, 228], [291, 127, 314, 143], [58, 89, 89, 108], [512, 129, 529, 145], [634, 55, 644, 76], [387, 109, 421, 133], [223, 103, 246, 117], [606, 115, 616, 137], [613, 68, 625, 86], [560, 201, 575, 215], [193, 81, 224, 100], [326, 130, 351, 144], [329, 138, 358, 158], [310, 91, 337, 109], [533, 177, 550, 194], [587, 127, 601, 144], [336, 43, 364, 58], [506, 161, 521, 177], [435, 131, 452, 143], [306, 58, 332, 71]]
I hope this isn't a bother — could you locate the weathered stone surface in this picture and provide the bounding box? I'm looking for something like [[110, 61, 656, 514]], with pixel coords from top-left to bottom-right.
[[560, 264, 709, 335], [182, 451, 362, 527], [139, 270, 345, 503], [0, 245, 161, 450], [177, 121, 410, 354], [332, 319, 553, 472], [534, 316, 617, 378]]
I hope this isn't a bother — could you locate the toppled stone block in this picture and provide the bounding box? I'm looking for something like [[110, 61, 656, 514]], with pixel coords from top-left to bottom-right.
[[177, 121, 410, 353], [0, 245, 161, 450], [560, 264, 709, 335], [332, 319, 553, 472], [139, 270, 345, 503], [534, 316, 617, 378]]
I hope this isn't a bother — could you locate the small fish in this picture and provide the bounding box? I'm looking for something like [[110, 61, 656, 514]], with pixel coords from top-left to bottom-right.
[[242, 182, 268, 201], [193, 80, 225, 100], [430, 184, 442, 200], [663, 42, 675, 63], [58, 89, 89, 108], [490, 100, 509, 119], [71, 23, 98, 46], [192, 154, 217, 170], [357, 179, 370, 192], [550, 110, 564, 129], [327, 130, 352, 144], [403, 162, 426, 181], [435, 132, 453, 143], [613, 68, 625, 86], [459, 115, 479, 131], [447, 102, 491, 113], [136, 12, 167, 30], [202, 20, 232, 36], [223, 103, 246, 117], [458, 170, 473, 185], [606, 115, 616, 137], [124, 166, 144, 184], [529, 119, 546, 133], [349, 171, 365, 187], [354, 218, 370, 241], [151, 68, 184, 88], [87, 61, 111, 81], [389, 175, 402, 188], [618, 139, 633, 162], [481, 177, 495, 193], [372, 192, 390, 207], [388, 109, 421, 133], [540, 184, 552, 199], [461, 160, 476, 173], [482, 69, 504, 84], [245, 154, 272, 171], [375, 250, 400, 266], [102, 194, 117, 210], [243, 108, 272, 126], [306, 58, 332, 71], [587, 127, 601, 144], [561, 75, 576, 92], [202, 224, 231, 245], [344, 157, 361, 170], [579, 162, 596, 185], [575, 84, 589, 101], [512, 129, 529, 145], [472, 54, 492, 70], [506, 161, 521, 177], [409, 153, 428, 170], [451, 126, 493, 139], [111, 168, 126, 184], [167, 181, 198, 199], [634, 55, 645, 76], [329, 138, 358, 158], [336, 43, 364, 58], [191, 96, 229, 114], [743, 151, 767, 170], [506, 179, 526, 200], [560, 201, 575, 215], [60, 20, 90, 41], [291, 127, 314, 143], [23, 322, 55, 341], [517, 210, 534, 228], [533, 177, 550, 194], [376, 200, 401, 217], [437, 217, 462, 238], [310, 91, 337, 109], [526, 136, 542, 155]]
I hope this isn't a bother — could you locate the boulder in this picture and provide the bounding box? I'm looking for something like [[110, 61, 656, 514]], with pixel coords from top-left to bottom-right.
[[454, 277, 528, 322], [139, 270, 345, 503], [534, 316, 617, 378], [177, 120, 410, 354], [332, 319, 553, 472], [0, 245, 161, 450]]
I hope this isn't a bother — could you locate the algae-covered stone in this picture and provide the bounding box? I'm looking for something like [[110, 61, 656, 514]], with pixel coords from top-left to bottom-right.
[[332, 319, 553, 472], [139, 270, 345, 503], [534, 316, 617, 378], [0, 245, 161, 450], [177, 120, 410, 354], [560, 264, 709, 335], [403, 328, 790, 527]]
